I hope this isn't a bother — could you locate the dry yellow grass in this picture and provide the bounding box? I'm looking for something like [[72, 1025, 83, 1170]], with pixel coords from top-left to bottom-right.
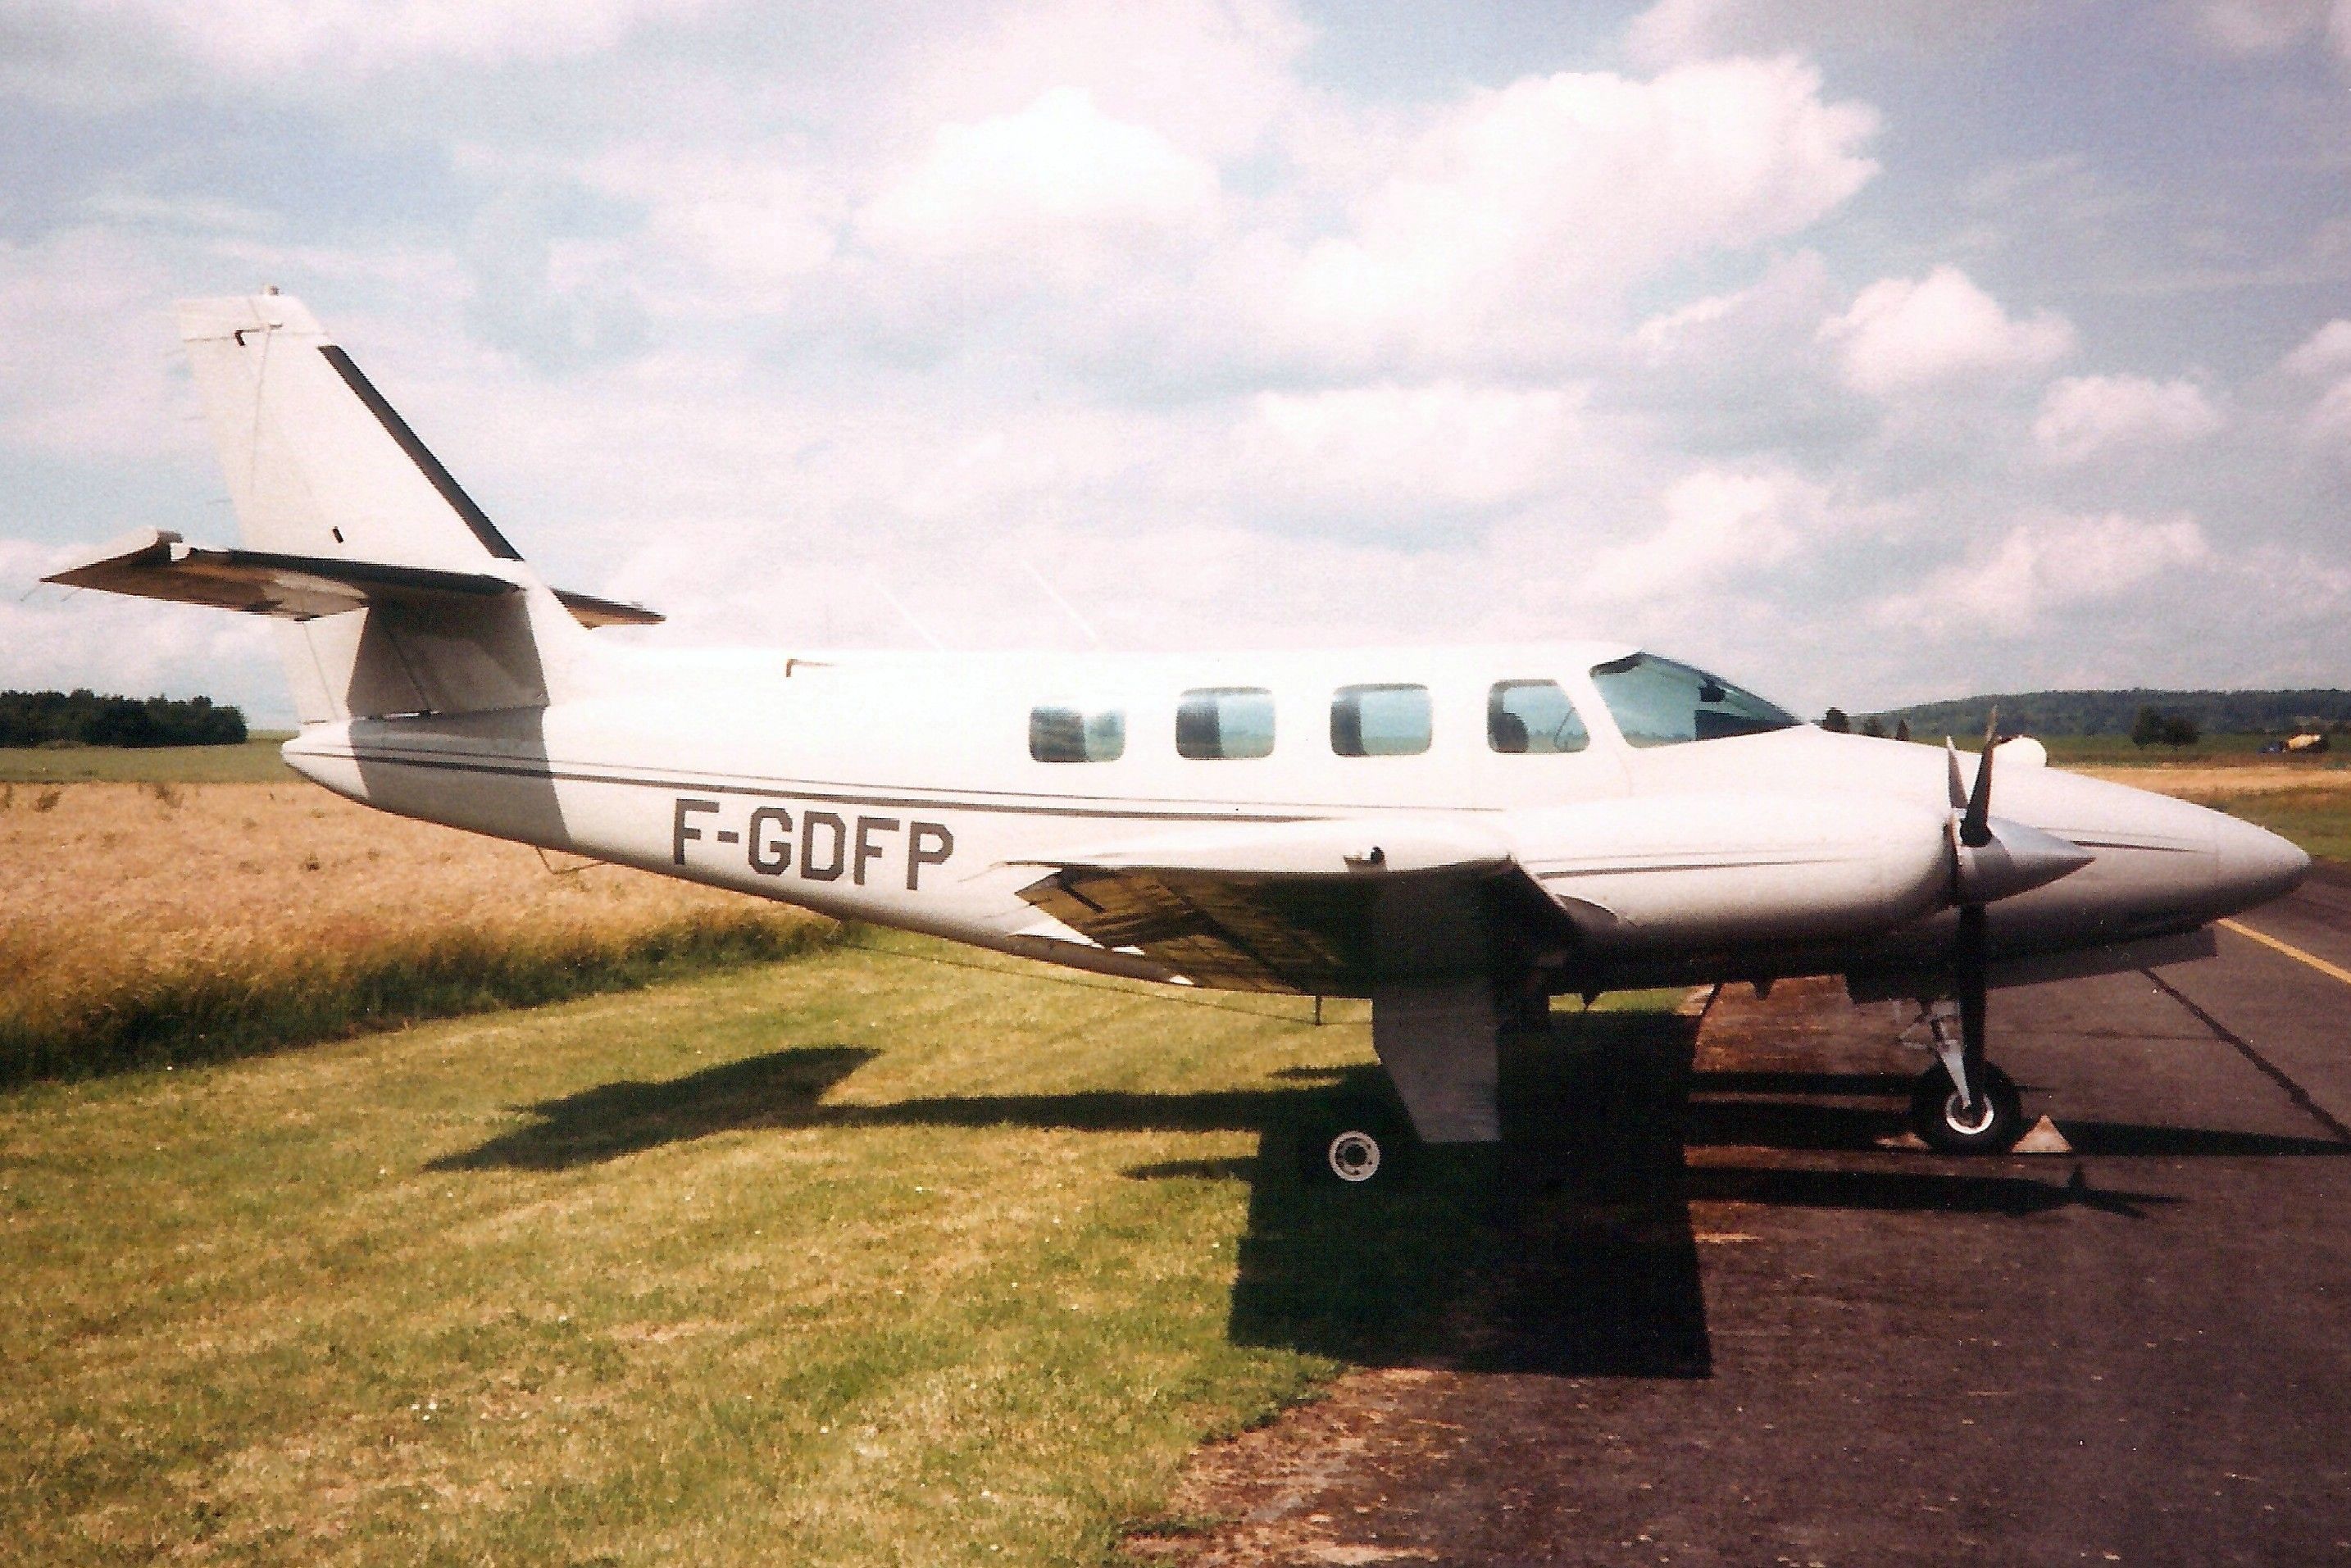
[[2075, 762, 2351, 801], [2071, 762, 2351, 862], [0, 782, 831, 1080]]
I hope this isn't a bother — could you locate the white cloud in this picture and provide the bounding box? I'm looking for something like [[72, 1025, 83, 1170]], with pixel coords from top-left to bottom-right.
[[858, 88, 1219, 266], [1624, 0, 1740, 65], [2282, 321, 2351, 445], [1578, 468, 1827, 602], [2282, 318, 2351, 377], [894, 0, 1309, 163], [1629, 250, 1836, 379], [1267, 58, 1876, 367], [2032, 375, 2223, 463], [579, 146, 841, 306], [1625, 0, 2041, 67], [3, 2, 2346, 719], [1879, 512, 2210, 635], [1823, 266, 2074, 396], [1239, 382, 1588, 518], [2189, 0, 2351, 61], [0, 228, 199, 459], [50, 0, 712, 78], [2307, 377, 2351, 443]]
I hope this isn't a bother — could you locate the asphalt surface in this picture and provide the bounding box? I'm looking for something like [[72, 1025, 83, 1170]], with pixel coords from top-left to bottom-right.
[[1133, 864, 2351, 1567]]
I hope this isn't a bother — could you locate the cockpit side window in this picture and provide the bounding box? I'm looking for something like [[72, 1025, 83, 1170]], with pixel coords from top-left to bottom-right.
[[1030, 705, 1125, 763], [1589, 652, 1798, 748], [1488, 680, 1589, 754]]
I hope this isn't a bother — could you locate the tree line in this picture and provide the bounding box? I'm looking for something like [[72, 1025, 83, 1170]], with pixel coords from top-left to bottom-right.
[[1815, 681, 2351, 748], [1855, 687, 2351, 739], [0, 689, 247, 749], [1819, 702, 2212, 748]]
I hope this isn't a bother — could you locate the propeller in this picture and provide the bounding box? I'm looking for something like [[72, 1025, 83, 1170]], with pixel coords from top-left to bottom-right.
[[1933, 708, 2093, 1113], [1947, 711, 1999, 1113]]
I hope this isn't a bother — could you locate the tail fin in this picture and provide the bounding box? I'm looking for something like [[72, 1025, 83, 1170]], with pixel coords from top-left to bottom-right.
[[177, 293, 525, 570], [49, 292, 656, 724]]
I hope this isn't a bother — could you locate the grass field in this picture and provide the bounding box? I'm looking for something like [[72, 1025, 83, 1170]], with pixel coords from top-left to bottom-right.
[[2080, 763, 2351, 863], [0, 781, 830, 1084], [0, 738, 296, 784], [2033, 733, 2342, 767], [0, 936, 1671, 1564], [1, 738, 2335, 1561]]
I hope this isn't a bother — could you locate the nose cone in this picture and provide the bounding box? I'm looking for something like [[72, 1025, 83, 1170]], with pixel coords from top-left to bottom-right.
[[2212, 813, 2311, 914]]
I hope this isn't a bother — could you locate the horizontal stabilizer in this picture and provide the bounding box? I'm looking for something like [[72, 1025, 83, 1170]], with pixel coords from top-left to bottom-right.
[[43, 528, 660, 629]]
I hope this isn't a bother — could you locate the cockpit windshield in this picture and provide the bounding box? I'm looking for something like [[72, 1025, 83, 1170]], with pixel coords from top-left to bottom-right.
[[1589, 652, 1799, 748]]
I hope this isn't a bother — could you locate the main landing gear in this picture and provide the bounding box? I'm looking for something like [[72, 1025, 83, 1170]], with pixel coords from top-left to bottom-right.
[[1299, 1100, 1416, 1188], [1903, 998, 2026, 1154]]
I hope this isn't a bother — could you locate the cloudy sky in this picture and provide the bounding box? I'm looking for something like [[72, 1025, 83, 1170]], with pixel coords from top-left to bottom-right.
[[2, 0, 2347, 725]]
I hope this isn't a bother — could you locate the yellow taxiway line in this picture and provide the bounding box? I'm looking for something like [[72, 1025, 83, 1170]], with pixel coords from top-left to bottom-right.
[[2217, 918, 2351, 990]]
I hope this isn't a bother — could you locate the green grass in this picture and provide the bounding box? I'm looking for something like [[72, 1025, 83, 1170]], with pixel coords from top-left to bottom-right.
[[0, 939, 1626, 1564], [0, 736, 295, 783], [1959, 732, 2323, 765], [2208, 789, 2351, 864], [0, 907, 841, 1088]]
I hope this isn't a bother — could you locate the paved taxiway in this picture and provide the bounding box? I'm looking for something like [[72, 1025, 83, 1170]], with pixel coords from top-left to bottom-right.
[[1137, 864, 2351, 1566]]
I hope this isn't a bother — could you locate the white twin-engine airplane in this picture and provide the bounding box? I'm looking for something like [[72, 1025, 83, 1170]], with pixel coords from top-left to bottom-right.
[[51, 293, 2310, 1184]]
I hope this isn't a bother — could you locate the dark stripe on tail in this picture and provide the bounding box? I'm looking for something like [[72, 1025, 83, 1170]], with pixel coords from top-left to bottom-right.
[[316, 344, 525, 561]]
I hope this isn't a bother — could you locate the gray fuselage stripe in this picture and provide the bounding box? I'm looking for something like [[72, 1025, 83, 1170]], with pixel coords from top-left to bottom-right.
[[317, 748, 1336, 825]]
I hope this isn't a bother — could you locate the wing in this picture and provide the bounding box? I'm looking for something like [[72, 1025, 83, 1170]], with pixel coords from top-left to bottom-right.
[[1012, 818, 1572, 994]]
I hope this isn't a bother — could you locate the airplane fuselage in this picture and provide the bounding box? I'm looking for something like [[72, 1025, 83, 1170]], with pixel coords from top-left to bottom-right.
[[277, 639, 2308, 1001]]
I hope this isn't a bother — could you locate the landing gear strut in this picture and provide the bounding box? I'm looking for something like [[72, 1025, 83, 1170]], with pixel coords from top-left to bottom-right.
[[1901, 984, 2025, 1154], [1899, 716, 2031, 1155]]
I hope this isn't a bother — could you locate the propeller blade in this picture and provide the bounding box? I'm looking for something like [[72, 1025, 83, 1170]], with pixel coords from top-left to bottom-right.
[[1945, 739, 1967, 812], [1960, 705, 1999, 849]]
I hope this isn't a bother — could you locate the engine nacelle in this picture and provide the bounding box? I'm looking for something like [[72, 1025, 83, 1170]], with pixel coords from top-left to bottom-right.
[[1510, 792, 1954, 953]]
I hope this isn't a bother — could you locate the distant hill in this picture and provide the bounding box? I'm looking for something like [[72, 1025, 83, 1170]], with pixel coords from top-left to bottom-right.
[[0, 689, 247, 749], [1868, 689, 2351, 738]]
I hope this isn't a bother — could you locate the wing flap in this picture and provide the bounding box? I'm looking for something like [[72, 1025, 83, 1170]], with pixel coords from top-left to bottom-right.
[[1023, 866, 1376, 992], [1015, 818, 1571, 994]]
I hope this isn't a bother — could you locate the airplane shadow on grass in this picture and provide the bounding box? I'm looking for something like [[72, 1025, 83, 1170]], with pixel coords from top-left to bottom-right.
[[434, 1012, 2346, 1380]]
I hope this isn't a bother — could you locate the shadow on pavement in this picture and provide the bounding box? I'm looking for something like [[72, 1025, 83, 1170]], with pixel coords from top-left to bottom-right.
[[430, 1006, 2339, 1378]]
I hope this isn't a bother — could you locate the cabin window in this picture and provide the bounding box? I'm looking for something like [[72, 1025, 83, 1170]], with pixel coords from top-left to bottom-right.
[[1176, 688, 1276, 759], [1488, 680, 1589, 753], [1330, 684, 1431, 757], [1030, 705, 1125, 763], [1589, 652, 1798, 748]]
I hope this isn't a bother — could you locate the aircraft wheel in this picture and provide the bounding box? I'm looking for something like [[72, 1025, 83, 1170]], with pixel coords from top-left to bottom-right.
[[1299, 1102, 1412, 1188], [1909, 1061, 2023, 1154]]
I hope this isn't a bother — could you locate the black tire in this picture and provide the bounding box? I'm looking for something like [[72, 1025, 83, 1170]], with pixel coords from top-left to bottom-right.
[[1298, 1101, 1412, 1188], [1909, 1061, 2024, 1154]]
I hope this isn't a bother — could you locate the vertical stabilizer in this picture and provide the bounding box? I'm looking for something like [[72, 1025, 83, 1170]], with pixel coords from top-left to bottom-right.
[[178, 294, 526, 570], [175, 292, 586, 722]]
